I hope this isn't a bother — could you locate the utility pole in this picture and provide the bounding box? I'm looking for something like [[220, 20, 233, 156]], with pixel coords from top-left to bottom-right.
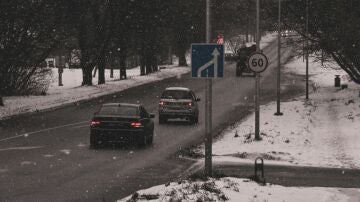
[[275, 0, 283, 116], [109, 51, 114, 78], [305, 0, 309, 100], [204, 0, 213, 177], [254, 0, 261, 140]]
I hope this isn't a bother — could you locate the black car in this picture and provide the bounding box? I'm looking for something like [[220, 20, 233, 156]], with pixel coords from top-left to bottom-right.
[[90, 103, 155, 148]]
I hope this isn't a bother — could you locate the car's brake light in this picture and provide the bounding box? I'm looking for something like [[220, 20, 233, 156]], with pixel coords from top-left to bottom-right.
[[184, 102, 193, 107], [90, 120, 101, 127], [131, 122, 143, 128]]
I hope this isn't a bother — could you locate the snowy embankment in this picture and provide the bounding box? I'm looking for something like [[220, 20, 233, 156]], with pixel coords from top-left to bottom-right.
[[118, 177, 353, 202], [202, 57, 360, 169], [0, 64, 189, 119], [118, 53, 360, 201]]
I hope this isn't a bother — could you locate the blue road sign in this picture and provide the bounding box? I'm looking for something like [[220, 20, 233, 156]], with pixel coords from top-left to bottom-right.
[[191, 44, 224, 78]]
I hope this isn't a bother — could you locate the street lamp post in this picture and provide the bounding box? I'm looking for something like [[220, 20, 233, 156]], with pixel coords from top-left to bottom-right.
[[254, 0, 261, 140], [204, 0, 213, 177], [305, 0, 309, 100], [275, 0, 283, 116], [117, 48, 121, 79], [109, 51, 113, 78]]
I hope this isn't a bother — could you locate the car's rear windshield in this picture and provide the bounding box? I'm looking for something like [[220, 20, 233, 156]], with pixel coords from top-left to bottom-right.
[[161, 90, 192, 99], [98, 105, 138, 116]]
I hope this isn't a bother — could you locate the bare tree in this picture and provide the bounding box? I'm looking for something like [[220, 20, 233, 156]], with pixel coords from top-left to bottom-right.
[[0, 1, 65, 102], [281, 0, 360, 84]]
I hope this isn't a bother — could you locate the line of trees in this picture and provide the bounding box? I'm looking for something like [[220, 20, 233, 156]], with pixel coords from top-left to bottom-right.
[[1, 0, 359, 106], [0, 0, 207, 105]]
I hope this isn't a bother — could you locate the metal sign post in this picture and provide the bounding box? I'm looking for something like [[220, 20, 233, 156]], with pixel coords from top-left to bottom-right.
[[191, 0, 224, 177], [191, 43, 224, 177], [191, 44, 224, 177], [305, 0, 309, 100], [255, 0, 261, 140], [275, 0, 283, 116], [249, 52, 268, 140], [205, 0, 212, 177], [250, 0, 269, 140]]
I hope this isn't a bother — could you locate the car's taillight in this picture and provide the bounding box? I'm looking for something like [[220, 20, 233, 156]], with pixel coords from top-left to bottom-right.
[[184, 102, 193, 107], [159, 101, 167, 106], [131, 122, 143, 128], [90, 120, 101, 127]]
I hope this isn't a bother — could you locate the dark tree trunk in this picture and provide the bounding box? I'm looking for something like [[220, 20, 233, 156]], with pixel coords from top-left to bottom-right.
[[140, 52, 146, 76], [177, 43, 188, 66], [145, 51, 152, 74], [178, 49, 187, 67], [0, 97, 4, 106], [82, 65, 93, 86], [179, 55, 187, 66], [246, 16, 250, 42], [168, 46, 173, 65], [98, 54, 106, 85], [152, 55, 158, 72], [120, 52, 127, 80]]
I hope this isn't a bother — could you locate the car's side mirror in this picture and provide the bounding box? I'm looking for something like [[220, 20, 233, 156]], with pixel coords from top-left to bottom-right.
[[195, 98, 201, 102], [149, 113, 155, 118]]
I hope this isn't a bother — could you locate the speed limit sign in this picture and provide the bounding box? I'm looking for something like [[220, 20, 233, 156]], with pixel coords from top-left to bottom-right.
[[248, 52, 268, 73]]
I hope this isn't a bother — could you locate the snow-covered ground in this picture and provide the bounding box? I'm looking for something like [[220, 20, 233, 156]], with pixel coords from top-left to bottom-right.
[[196, 57, 360, 169], [0, 64, 189, 119], [118, 177, 356, 202]]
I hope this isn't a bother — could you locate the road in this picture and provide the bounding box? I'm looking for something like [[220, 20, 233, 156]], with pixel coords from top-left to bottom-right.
[[0, 40, 301, 202]]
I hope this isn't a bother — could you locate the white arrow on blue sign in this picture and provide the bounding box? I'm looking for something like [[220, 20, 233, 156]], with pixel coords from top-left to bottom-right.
[[191, 44, 224, 78]]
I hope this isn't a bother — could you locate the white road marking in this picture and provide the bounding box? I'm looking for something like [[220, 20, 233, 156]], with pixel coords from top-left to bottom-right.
[[0, 168, 9, 173], [60, 149, 71, 155], [0, 121, 89, 143], [72, 124, 89, 129], [77, 143, 86, 147], [20, 161, 37, 166], [0, 146, 43, 152]]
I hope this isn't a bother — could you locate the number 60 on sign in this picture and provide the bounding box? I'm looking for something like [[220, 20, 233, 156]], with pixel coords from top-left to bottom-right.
[[248, 52, 269, 73]]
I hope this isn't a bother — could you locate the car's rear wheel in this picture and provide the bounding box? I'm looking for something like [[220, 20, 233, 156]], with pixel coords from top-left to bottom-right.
[[159, 115, 167, 124], [90, 134, 99, 149], [148, 131, 154, 145], [137, 135, 148, 147], [189, 116, 197, 125], [236, 64, 241, 77]]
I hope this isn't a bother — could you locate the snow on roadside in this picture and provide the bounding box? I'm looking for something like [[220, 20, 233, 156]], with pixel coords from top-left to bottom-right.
[[260, 32, 277, 49], [118, 177, 352, 202], [0, 65, 189, 119], [195, 56, 360, 169], [47, 65, 160, 92]]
